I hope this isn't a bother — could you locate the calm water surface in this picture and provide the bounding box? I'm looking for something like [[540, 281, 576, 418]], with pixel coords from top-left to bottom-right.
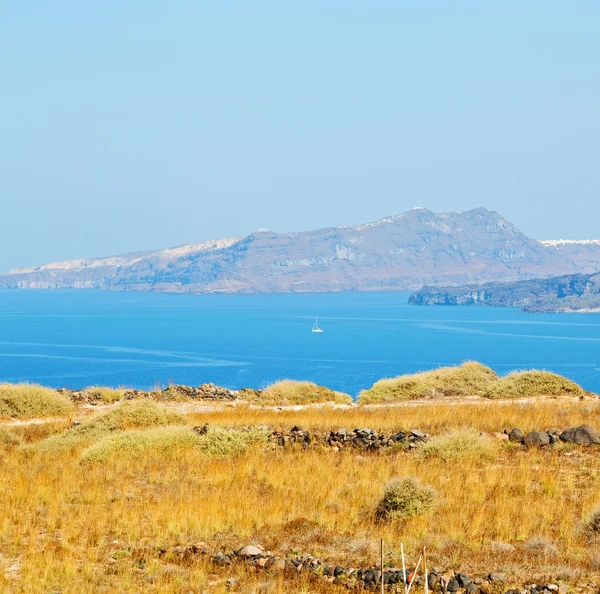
[[0, 290, 599, 397]]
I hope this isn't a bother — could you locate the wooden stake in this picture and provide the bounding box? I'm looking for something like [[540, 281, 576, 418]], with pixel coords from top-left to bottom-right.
[[423, 546, 428, 594], [405, 552, 422, 594], [401, 543, 407, 594], [380, 538, 384, 594]]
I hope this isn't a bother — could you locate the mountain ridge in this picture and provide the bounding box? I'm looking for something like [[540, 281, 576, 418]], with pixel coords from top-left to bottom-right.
[[3, 207, 600, 294]]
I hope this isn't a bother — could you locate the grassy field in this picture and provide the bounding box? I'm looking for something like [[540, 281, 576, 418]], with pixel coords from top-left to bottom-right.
[[1, 394, 600, 593]]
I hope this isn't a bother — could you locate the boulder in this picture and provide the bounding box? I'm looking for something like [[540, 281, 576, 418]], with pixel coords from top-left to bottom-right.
[[411, 429, 427, 441], [508, 428, 524, 443], [559, 425, 600, 445], [237, 544, 264, 557], [523, 431, 550, 448]]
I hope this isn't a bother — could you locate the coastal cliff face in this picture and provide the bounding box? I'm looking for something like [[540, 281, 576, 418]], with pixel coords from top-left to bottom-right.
[[409, 272, 600, 312], [3, 207, 600, 294]]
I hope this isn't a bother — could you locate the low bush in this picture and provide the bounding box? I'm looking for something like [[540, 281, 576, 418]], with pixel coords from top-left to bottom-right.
[[36, 401, 185, 451], [0, 383, 73, 419], [80, 425, 269, 464], [418, 428, 497, 462], [584, 504, 600, 539], [485, 370, 585, 399], [83, 386, 126, 404], [258, 380, 353, 406], [358, 361, 498, 404], [0, 427, 23, 450], [375, 476, 436, 522]]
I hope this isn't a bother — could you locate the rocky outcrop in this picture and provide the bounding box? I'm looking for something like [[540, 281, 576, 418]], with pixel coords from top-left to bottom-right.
[[505, 425, 600, 448], [61, 383, 246, 404], [4, 208, 600, 294], [409, 271, 600, 312]]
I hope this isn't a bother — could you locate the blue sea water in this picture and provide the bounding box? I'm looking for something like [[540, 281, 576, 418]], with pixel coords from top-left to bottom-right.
[[0, 290, 599, 397]]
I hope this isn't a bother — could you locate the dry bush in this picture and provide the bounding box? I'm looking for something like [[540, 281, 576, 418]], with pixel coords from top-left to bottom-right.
[[0, 383, 73, 419], [358, 361, 497, 404], [524, 536, 559, 556], [584, 504, 600, 539], [375, 476, 436, 522], [35, 401, 185, 451], [418, 428, 498, 462], [83, 386, 126, 404], [258, 380, 353, 405], [0, 427, 22, 450], [485, 370, 584, 399], [80, 425, 269, 464]]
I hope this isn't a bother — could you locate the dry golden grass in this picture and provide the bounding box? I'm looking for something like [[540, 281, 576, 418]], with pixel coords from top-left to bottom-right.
[[0, 383, 73, 419], [187, 397, 600, 434], [2, 421, 600, 592], [2, 385, 600, 591], [0, 427, 22, 450], [258, 380, 353, 405]]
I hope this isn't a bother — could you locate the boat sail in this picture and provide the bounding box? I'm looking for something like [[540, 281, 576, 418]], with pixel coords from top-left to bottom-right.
[[312, 317, 323, 333]]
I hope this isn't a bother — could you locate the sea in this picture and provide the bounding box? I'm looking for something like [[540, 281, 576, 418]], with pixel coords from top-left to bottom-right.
[[0, 289, 599, 397]]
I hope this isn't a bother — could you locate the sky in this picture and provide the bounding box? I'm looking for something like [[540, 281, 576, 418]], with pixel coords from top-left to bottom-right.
[[1, 1, 599, 272]]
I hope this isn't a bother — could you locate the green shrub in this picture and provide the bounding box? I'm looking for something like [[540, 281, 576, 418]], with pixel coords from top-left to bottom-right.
[[83, 386, 126, 404], [258, 380, 353, 406], [80, 425, 269, 464], [418, 428, 497, 462], [485, 370, 584, 399], [0, 383, 73, 419], [375, 477, 436, 522], [358, 362, 498, 404], [0, 427, 23, 450], [36, 401, 185, 451]]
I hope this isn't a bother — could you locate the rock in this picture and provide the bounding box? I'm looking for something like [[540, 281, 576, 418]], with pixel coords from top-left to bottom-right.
[[560, 425, 600, 445], [523, 431, 550, 448], [226, 577, 239, 590], [410, 429, 427, 441], [508, 428, 524, 443], [488, 572, 507, 583], [465, 583, 479, 594], [213, 552, 231, 566], [456, 573, 471, 587], [447, 578, 460, 592], [237, 545, 264, 557]]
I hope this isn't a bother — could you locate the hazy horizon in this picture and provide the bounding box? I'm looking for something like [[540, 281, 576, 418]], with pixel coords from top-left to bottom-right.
[[2, 1, 599, 271]]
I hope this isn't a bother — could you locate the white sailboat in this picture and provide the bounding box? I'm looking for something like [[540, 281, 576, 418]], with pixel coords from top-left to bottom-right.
[[312, 317, 323, 333]]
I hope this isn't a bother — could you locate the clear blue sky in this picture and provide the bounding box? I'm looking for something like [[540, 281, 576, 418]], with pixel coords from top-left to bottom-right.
[[1, 1, 599, 271]]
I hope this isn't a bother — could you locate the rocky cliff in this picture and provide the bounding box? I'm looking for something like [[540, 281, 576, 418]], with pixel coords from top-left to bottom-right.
[[3, 207, 600, 294], [409, 271, 600, 312]]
